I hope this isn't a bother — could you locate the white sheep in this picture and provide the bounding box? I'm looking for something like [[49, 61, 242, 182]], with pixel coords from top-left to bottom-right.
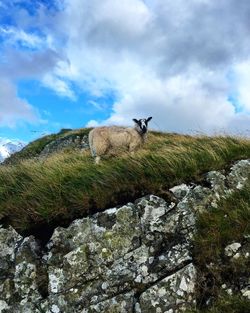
[[88, 117, 152, 164]]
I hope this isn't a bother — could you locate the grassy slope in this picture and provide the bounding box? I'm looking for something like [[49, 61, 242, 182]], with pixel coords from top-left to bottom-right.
[[187, 182, 250, 312], [3, 128, 91, 165], [0, 129, 250, 234]]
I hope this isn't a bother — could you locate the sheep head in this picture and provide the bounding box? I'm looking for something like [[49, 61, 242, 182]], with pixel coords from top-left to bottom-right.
[[133, 117, 152, 134]]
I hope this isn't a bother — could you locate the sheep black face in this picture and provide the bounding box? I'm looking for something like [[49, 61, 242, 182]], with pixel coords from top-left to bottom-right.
[[133, 117, 152, 134]]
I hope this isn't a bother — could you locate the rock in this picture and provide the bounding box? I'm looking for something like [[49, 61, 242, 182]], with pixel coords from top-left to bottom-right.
[[206, 170, 227, 196], [40, 134, 89, 158], [82, 291, 135, 313], [241, 288, 250, 300], [227, 160, 250, 189], [43, 195, 196, 311], [0, 300, 9, 312], [0, 227, 47, 312], [224, 242, 241, 257], [170, 184, 191, 200], [138, 263, 196, 312], [0, 226, 22, 276]]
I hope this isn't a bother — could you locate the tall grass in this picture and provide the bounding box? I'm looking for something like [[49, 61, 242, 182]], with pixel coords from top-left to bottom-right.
[[188, 181, 250, 312], [0, 131, 250, 232]]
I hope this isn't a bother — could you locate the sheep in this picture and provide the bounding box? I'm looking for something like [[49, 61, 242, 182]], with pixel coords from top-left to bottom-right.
[[88, 117, 152, 164]]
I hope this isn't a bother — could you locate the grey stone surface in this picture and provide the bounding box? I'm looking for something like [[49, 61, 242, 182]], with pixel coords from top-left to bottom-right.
[[138, 263, 196, 313], [40, 134, 89, 158], [224, 242, 241, 257], [227, 160, 250, 189]]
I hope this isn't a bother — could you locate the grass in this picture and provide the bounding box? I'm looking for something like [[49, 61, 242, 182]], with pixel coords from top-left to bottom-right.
[[3, 128, 91, 165], [188, 181, 250, 312], [186, 294, 250, 313], [0, 129, 250, 234]]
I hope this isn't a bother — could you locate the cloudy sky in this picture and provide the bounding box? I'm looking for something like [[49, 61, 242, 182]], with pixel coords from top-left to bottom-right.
[[1, 0, 250, 142]]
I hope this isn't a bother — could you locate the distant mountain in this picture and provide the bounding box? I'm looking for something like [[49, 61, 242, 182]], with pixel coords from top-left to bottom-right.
[[0, 138, 26, 163]]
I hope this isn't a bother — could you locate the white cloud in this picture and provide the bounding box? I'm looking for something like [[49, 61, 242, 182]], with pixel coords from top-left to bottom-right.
[[39, 0, 249, 134], [103, 71, 235, 133], [2, 0, 250, 134], [86, 119, 100, 127], [0, 26, 45, 49], [43, 73, 76, 99], [0, 79, 38, 127]]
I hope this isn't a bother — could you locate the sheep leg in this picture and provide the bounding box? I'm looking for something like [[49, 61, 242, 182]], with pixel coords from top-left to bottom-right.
[[95, 156, 101, 164], [129, 143, 139, 154], [90, 147, 100, 164]]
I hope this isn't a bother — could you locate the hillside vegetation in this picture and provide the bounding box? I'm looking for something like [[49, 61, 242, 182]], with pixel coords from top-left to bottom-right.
[[189, 180, 250, 313], [0, 128, 250, 312], [2, 128, 90, 165], [0, 128, 250, 234]]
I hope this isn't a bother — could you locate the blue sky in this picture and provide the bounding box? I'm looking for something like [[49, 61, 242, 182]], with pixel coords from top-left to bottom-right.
[[0, 0, 117, 142], [15, 80, 116, 141], [1, 0, 250, 143]]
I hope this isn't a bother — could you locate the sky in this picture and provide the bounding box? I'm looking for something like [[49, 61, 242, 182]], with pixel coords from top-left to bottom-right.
[[1, 0, 250, 143]]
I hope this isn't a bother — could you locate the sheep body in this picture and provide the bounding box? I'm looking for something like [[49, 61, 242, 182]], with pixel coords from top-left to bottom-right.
[[89, 125, 146, 164]]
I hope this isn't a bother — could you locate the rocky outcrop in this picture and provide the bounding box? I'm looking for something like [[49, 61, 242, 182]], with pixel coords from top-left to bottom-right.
[[39, 134, 89, 158], [0, 160, 250, 312]]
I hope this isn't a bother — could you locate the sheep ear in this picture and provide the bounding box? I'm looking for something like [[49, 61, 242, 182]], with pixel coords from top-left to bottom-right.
[[133, 118, 139, 124], [147, 117, 152, 122]]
